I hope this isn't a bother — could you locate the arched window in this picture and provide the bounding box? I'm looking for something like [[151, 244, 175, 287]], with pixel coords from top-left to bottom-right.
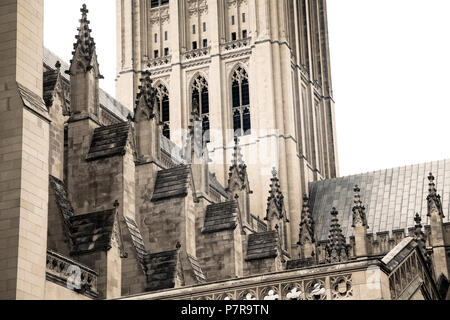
[[191, 75, 210, 143], [155, 83, 170, 139], [231, 67, 251, 137]]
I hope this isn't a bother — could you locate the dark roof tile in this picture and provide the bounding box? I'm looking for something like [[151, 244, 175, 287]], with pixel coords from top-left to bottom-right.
[[86, 122, 130, 161], [202, 201, 238, 233], [70, 209, 116, 256], [145, 250, 180, 292], [151, 166, 191, 202], [246, 231, 279, 261], [309, 159, 450, 242]]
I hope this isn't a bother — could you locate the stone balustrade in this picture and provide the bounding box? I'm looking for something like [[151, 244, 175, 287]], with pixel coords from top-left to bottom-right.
[[221, 37, 252, 52], [147, 55, 172, 68], [46, 250, 98, 298], [119, 258, 392, 301], [183, 47, 211, 61]]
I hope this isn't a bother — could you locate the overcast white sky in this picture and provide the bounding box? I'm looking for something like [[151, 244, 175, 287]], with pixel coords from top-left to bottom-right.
[[44, 0, 450, 177]]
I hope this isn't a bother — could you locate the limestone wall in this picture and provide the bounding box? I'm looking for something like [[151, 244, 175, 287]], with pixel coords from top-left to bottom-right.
[[0, 0, 50, 300], [44, 280, 91, 301]]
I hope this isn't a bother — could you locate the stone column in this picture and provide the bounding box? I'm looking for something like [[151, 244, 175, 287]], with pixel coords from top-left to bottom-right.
[[0, 0, 50, 300]]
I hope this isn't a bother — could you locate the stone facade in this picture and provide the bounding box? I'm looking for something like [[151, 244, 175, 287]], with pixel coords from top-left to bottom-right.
[[116, 0, 340, 255], [0, 1, 449, 301]]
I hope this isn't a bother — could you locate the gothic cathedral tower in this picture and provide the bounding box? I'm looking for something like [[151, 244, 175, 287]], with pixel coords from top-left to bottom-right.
[[116, 0, 339, 253]]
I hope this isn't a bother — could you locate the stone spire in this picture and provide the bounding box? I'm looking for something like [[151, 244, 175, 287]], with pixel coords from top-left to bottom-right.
[[265, 168, 289, 251], [414, 213, 431, 266], [427, 173, 444, 218], [426, 173, 449, 278], [325, 208, 350, 263], [298, 194, 316, 260], [265, 168, 285, 222], [226, 137, 251, 226], [68, 4, 102, 77], [352, 185, 369, 257], [226, 137, 248, 192], [67, 4, 102, 117]]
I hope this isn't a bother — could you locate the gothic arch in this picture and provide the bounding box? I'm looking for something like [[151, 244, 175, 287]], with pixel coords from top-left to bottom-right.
[[229, 64, 251, 137], [189, 73, 210, 143], [153, 80, 170, 139]]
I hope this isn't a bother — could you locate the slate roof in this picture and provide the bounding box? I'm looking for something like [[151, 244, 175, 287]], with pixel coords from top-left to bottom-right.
[[202, 201, 239, 233], [43, 48, 130, 121], [49, 176, 75, 222], [70, 209, 116, 255], [124, 216, 148, 271], [151, 165, 191, 202], [309, 159, 450, 242], [245, 231, 279, 261], [286, 258, 316, 270], [145, 250, 180, 292], [187, 254, 207, 284], [17, 83, 48, 116], [86, 122, 131, 161]]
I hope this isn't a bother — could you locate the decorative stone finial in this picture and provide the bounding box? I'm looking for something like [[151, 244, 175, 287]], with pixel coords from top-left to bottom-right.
[[176, 241, 182, 250], [55, 61, 61, 70], [113, 200, 120, 209], [352, 185, 368, 228]]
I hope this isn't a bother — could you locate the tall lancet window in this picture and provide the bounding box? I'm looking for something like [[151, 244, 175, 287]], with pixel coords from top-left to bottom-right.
[[231, 67, 251, 137], [155, 83, 170, 139], [191, 75, 210, 143]]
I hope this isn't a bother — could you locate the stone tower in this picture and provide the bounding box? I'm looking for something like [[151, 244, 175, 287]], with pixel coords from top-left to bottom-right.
[[116, 0, 339, 253]]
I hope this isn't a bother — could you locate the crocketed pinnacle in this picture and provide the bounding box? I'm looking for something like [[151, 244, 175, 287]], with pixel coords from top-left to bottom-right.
[[298, 194, 315, 245], [134, 71, 158, 119], [352, 185, 368, 228], [266, 168, 285, 220], [69, 4, 101, 75], [325, 208, 349, 263], [427, 173, 444, 217], [226, 137, 248, 191]]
